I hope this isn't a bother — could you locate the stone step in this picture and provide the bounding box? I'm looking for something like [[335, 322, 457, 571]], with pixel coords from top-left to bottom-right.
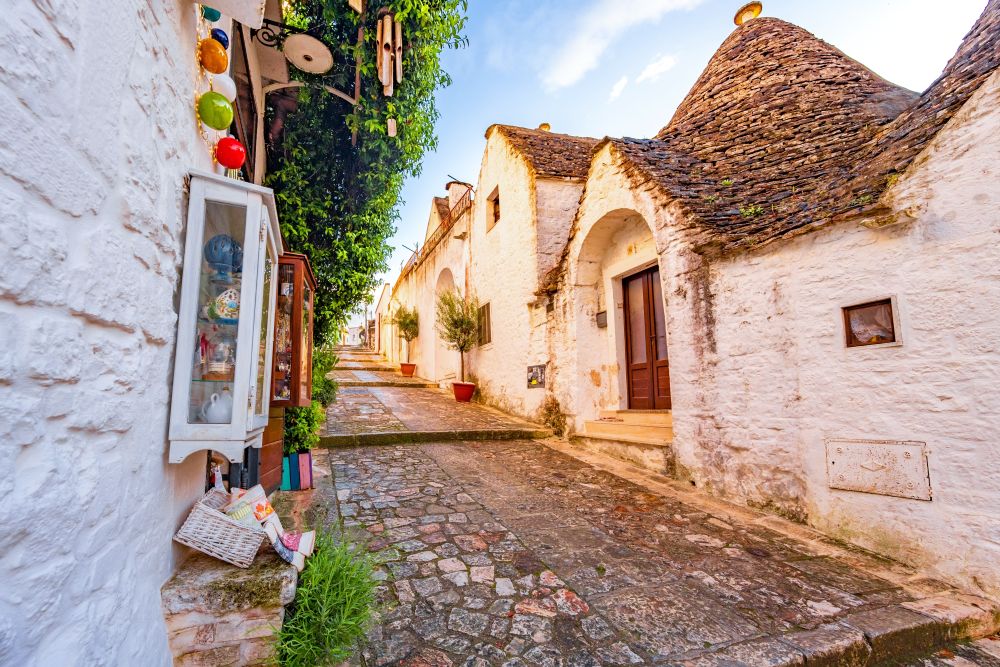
[[597, 409, 673, 426], [320, 426, 553, 448], [584, 419, 674, 441], [335, 363, 397, 372], [569, 433, 676, 477]]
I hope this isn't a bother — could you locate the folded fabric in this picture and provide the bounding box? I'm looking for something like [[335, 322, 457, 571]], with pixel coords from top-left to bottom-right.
[[224, 500, 259, 529], [281, 530, 316, 557], [264, 521, 305, 572], [232, 484, 274, 521]]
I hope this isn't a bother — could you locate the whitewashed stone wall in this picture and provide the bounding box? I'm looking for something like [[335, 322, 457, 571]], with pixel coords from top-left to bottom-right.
[[0, 1, 218, 664], [559, 71, 1000, 599], [682, 68, 1000, 598], [466, 133, 546, 415]]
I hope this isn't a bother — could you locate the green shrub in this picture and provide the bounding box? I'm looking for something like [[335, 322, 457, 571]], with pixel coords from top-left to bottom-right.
[[312, 347, 339, 407], [434, 289, 479, 382], [278, 531, 377, 666], [391, 305, 419, 363], [283, 400, 325, 454]]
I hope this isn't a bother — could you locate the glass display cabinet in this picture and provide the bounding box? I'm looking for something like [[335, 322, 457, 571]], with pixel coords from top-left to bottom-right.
[[169, 171, 283, 464], [271, 252, 317, 407]]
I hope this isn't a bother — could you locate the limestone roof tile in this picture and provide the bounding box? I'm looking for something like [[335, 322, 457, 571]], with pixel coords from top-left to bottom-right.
[[489, 125, 600, 179], [608, 4, 1000, 255]]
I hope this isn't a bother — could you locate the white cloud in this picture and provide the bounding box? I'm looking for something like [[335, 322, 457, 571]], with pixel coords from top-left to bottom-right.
[[636, 53, 679, 83], [608, 76, 629, 101], [542, 0, 702, 90]]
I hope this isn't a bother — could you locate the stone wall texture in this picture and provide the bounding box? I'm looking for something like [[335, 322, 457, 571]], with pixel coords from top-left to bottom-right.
[[560, 68, 1000, 600], [0, 1, 215, 664]]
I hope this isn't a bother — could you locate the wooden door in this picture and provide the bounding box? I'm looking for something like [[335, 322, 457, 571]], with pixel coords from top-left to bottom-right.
[[623, 267, 671, 410]]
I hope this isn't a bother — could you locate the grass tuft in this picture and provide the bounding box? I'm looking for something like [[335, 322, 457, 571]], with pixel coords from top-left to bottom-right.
[[278, 530, 377, 667]]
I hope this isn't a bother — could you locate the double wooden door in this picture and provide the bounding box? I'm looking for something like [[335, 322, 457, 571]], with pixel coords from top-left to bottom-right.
[[623, 267, 671, 410]]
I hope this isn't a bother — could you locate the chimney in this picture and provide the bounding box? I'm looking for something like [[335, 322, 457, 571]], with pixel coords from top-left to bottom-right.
[[537, 122, 551, 132], [734, 2, 762, 26], [446, 180, 472, 209]]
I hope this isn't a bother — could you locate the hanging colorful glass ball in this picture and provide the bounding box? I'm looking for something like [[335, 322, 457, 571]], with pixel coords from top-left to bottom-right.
[[211, 28, 229, 49], [198, 38, 228, 74], [201, 5, 222, 21], [211, 73, 237, 102], [216, 137, 246, 169], [197, 92, 234, 130]]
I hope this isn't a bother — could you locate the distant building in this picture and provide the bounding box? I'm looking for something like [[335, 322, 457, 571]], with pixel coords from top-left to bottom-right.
[[380, 3, 1000, 599]]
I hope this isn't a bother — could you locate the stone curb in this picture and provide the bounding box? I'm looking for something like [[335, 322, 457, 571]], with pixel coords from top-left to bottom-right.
[[337, 380, 438, 388], [319, 429, 552, 448], [333, 365, 399, 372]]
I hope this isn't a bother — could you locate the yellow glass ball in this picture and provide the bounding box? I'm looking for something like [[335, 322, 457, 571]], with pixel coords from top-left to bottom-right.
[[199, 38, 228, 74]]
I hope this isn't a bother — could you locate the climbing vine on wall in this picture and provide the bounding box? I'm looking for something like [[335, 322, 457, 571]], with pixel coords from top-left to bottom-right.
[[266, 0, 467, 343]]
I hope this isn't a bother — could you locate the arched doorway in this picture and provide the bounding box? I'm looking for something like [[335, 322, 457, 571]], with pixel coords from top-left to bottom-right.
[[571, 208, 669, 417], [433, 268, 457, 383]]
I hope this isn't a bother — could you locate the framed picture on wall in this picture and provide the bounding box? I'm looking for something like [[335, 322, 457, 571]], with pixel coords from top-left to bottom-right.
[[527, 365, 545, 389], [842, 297, 902, 348]]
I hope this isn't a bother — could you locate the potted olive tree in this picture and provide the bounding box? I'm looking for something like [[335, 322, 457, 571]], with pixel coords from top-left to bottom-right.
[[392, 305, 420, 377], [435, 288, 479, 402]]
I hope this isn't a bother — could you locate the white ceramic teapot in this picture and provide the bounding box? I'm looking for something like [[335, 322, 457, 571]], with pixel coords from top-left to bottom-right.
[[202, 389, 234, 423]]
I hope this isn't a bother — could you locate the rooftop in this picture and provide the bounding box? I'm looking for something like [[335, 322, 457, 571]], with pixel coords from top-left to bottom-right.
[[610, 3, 1000, 255], [488, 124, 600, 180]]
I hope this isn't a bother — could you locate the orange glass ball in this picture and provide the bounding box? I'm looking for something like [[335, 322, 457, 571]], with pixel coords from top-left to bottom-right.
[[199, 38, 228, 74]]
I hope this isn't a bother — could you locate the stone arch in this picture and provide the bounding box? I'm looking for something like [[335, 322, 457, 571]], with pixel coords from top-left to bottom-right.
[[433, 268, 458, 383], [568, 207, 663, 427]]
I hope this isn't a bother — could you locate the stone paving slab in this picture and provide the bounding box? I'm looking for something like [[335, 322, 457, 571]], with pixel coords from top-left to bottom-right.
[[322, 441, 998, 666], [321, 386, 551, 445]]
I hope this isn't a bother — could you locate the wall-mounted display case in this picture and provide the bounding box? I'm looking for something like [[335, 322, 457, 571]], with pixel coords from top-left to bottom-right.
[[169, 171, 282, 464], [271, 252, 317, 407]]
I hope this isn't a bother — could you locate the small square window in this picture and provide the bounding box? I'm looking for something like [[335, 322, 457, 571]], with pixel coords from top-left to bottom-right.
[[486, 186, 500, 230], [478, 303, 492, 346], [843, 298, 898, 348]]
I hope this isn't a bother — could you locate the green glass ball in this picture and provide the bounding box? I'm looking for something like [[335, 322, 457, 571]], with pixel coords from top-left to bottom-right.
[[201, 5, 222, 21], [197, 92, 234, 130]]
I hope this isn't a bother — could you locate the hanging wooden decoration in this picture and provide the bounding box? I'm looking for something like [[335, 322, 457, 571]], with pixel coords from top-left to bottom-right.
[[348, 0, 363, 12], [394, 19, 403, 84], [381, 14, 394, 96], [387, 118, 397, 137]]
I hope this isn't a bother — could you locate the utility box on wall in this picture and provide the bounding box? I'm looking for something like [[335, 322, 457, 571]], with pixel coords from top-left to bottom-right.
[[168, 171, 282, 464], [271, 252, 317, 408]]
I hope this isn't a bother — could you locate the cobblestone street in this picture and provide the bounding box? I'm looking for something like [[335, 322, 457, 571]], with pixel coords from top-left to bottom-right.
[[322, 440, 999, 666], [317, 350, 998, 665]]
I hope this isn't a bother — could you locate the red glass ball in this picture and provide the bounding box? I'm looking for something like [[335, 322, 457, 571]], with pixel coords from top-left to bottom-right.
[[216, 137, 246, 169]]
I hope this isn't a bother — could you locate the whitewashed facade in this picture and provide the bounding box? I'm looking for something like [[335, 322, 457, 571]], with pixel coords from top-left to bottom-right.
[[384, 7, 1000, 600], [0, 1, 291, 664]]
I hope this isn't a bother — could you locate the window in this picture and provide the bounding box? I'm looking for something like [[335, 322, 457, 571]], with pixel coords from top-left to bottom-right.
[[486, 186, 500, 230], [478, 303, 492, 346], [842, 297, 899, 348]]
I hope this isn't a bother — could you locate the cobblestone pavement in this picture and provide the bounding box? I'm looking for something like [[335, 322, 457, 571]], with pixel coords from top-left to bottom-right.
[[327, 441, 997, 666], [323, 387, 544, 438]]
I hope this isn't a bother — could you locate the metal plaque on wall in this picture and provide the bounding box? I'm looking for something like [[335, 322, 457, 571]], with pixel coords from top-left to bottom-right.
[[527, 365, 545, 389], [825, 439, 931, 501]]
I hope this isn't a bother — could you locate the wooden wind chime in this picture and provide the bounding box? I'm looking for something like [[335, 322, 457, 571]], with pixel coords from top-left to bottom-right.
[[375, 7, 404, 136]]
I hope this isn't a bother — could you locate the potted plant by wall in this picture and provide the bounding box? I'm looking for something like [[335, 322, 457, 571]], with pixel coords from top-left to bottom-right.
[[435, 288, 480, 402], [392, 305, 420, 377]]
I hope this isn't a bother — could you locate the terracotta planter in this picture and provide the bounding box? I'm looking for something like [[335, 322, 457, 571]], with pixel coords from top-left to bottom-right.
[[452, 382, 475, 402], [400, 363, 417, 377]]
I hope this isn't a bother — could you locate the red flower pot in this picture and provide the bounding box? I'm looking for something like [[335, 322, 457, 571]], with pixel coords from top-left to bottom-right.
[[452, 382, 475, 402], [400, 363, 417, 377]]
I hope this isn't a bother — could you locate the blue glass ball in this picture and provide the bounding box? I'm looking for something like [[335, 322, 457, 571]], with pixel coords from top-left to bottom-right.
[[211, 28, 229, 50]]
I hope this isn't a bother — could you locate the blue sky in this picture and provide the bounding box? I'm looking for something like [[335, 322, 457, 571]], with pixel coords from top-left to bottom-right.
[[352, 0, 987, 323]]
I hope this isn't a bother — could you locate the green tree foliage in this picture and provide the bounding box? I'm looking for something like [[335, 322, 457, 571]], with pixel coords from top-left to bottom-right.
[[267, 0, 468, 343], [434, 288, 478, 382], [391, 304, 419, 362]]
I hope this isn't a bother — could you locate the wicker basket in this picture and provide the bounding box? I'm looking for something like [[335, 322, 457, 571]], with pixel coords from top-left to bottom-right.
[[174, 489, 265, 568]]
